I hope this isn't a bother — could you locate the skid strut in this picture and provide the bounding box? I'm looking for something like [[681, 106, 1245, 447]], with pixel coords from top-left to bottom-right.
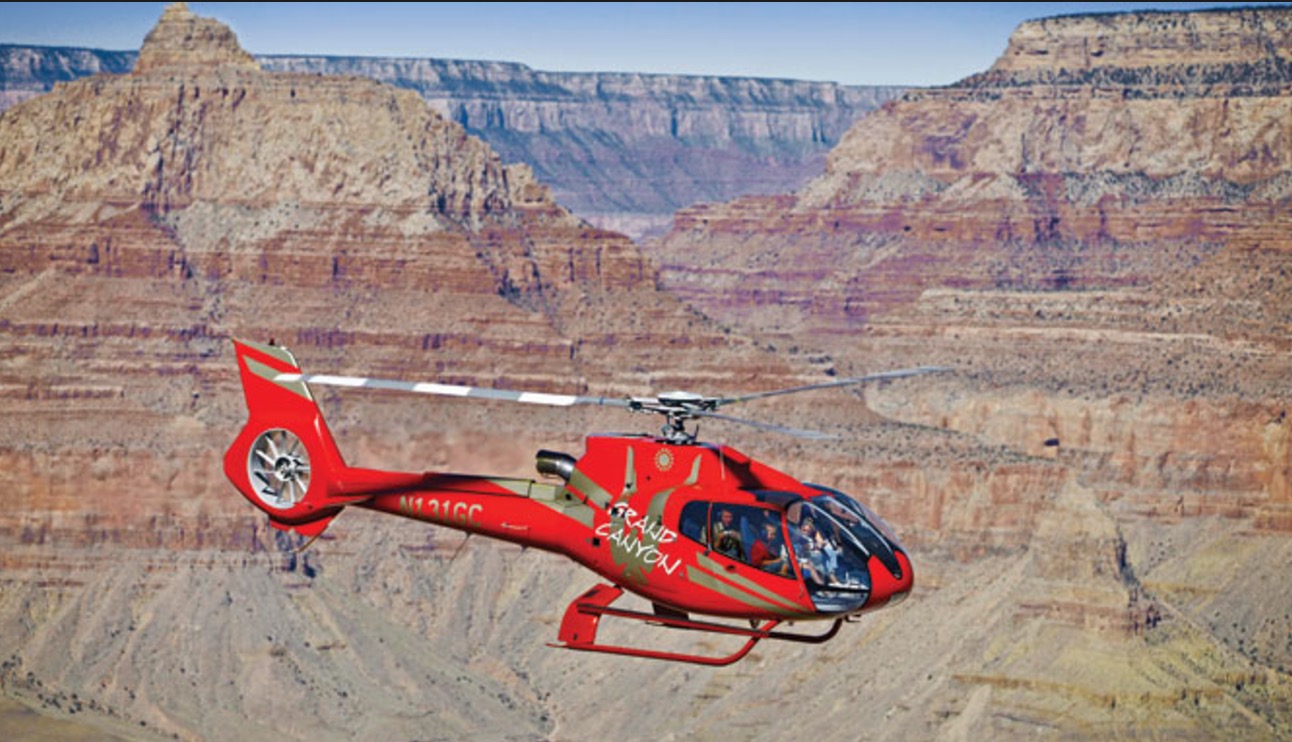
[[549, 583, 843, 666]]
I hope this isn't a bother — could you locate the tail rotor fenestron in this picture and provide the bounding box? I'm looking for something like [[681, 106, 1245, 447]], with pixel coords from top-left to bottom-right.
[[248, 428, 311, 510]]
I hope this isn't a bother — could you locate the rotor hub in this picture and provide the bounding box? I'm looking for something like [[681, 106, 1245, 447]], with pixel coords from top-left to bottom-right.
[[274, 454, 306, 482]]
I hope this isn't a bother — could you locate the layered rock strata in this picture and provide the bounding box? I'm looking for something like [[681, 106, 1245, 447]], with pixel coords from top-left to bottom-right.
[[0, 20, 870, 740], [0, 42, 903, 239], [653, 6, 1292, 734], [655, 5, 1292, 495], [0, 9, 1004, 738], [0, 2, 811, 551], [2, 4, 1289, 740]]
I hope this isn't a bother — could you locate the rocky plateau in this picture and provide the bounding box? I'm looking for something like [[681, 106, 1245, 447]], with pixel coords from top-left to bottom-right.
[[0, 4, 1289, 741], [0, 41, 902, 240]]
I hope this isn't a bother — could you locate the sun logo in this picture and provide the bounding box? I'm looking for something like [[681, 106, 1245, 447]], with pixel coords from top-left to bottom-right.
[[655, 449, 674, 472]]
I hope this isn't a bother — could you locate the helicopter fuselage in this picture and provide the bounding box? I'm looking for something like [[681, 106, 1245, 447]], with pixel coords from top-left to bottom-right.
[[355, 434, 912, 622]]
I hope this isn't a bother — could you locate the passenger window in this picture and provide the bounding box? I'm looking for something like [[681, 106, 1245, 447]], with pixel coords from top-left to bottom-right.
[[694, 503, 794, 580], [680, 501, 709, 545]]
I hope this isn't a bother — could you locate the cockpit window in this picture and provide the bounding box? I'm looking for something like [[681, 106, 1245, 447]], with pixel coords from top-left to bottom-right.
[[804, 486, 903, 579], [785, 496, 878, 614]]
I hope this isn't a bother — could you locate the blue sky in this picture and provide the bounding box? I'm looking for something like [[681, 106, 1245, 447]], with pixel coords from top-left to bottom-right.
[[1, 2, 1289, 85]]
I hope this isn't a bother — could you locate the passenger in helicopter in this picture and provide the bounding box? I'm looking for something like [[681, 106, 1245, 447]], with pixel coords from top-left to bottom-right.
[[793, 517, 839, 585], [711, 507, 745, 560], [750, 518, 790, 576]]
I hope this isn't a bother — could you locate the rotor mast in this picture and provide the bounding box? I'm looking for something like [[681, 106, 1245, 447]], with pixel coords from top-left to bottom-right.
[[629, 391, 709, 444]]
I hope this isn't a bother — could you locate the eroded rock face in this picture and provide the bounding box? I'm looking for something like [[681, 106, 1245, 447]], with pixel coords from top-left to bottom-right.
[[0, 3, 810, 572], [651, 6, 1292, 734], [0, 23, 549, 228], [0, 43, 902, 240], [658, 7, 1292, 334], [132, 2, 259, 74], [1, 5, 1289, 740], [988, 9, 1292, 79], [653, 5, 1292, 430]]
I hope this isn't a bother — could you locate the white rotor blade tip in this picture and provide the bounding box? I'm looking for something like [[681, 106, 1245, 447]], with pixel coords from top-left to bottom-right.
[[412, 382, 471, 396], [310, 374, 367, 387], [517, 392, 579, 406]]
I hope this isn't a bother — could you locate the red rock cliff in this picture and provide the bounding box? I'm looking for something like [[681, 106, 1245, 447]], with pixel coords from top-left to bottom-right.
[[654, 9, 1292, 730], [0, 2, 810, 551], [1, 6, 1289, 740]]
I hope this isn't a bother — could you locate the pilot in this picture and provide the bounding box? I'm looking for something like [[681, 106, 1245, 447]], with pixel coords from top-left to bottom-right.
[[711, 507, 744, 560]]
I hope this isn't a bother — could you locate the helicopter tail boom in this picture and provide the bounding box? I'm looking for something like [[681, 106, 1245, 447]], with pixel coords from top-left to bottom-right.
[[224, 339, 422, 538]]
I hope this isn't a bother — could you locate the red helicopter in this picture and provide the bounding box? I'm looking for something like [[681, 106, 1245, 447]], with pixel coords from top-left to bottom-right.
[[224, 339, 944, 665]]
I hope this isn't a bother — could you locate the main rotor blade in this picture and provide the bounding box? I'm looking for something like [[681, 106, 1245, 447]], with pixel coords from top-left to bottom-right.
[[691, 410, 837, 441], [714, 365, 950, 408], [276, 373, 632, 409]]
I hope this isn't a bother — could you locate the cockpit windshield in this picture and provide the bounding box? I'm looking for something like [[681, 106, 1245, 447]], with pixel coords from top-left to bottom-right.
[[784, 489, 902, 614], [804, 485, 905, 579]]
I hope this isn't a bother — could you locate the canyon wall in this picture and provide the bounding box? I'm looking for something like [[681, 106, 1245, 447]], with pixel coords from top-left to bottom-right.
[[0, 43, 903, 239], [653, 6, 1292, 736], [0, 4, 1289, 740], [655, 5, 1292, 490]]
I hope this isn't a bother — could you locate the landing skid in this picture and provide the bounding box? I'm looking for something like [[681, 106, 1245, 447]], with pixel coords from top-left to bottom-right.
[[549, 583, 844, 666]]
